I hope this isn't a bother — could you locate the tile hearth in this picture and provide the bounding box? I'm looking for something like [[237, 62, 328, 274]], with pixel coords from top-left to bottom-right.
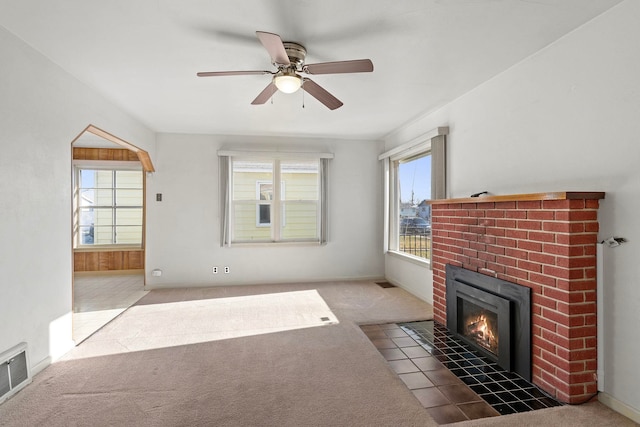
[[362, 320, 561, 424]]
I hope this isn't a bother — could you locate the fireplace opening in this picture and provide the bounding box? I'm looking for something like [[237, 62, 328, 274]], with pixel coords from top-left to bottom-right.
[[446, 264, 531, 381], [461, 301, 499, 355]]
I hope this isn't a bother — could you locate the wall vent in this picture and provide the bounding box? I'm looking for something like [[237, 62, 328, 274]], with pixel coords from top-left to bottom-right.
[[0, 343, 31, 404]]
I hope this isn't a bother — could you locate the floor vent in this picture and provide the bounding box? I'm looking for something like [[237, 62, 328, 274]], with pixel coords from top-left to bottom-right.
[[376, 281, 396, 288], [1, 343, 31, 404]]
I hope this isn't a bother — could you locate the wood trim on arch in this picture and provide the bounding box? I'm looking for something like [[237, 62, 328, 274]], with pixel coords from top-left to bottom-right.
[[72, 124, 155, 172]]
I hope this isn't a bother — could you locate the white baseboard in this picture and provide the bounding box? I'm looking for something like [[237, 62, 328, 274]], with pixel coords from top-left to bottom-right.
[[31, 356, 52, 377], [599, 392, 640, 424]]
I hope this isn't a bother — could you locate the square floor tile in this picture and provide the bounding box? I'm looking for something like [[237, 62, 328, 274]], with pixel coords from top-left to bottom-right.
[[438, 384, 482, 404], [392, 337, 419, 348], [412, 387, 450, 408], [371, 338, 396, 349], [379, 348, 407, 361], [425, 368, 462, 386], [401, 346, 430, 359], [384, 328, 409, 338], [388, 359, 420, 374], [426, 404, 468, 423], [411, 356, 444, 372], [457, 401, 500, 420], [398, 372, 434, 390]]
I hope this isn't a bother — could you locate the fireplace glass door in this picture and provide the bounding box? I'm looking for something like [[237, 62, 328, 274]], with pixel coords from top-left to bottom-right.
[[459, 298, 500, 357]]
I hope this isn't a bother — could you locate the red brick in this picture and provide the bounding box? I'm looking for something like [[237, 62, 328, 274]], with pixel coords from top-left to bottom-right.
[[542, 309, 570, 328], [569, 302, 597, 315], [568, 316, 585, 327], [543, 265, 571, 279], [495, 237, 517, 248], [505, 248, 528, 260], [533, 294, 557, 310], [585, 199, 600, 209], [569, 222, 586, 233], [485, 227, 506, 237], [540, 350, 571, 372], [495, 219, 516, 228], [571, 348, 597, 360], [533, 336, 556, 354], [530, 252, 556, 265], [569, 326, 597, 339], [543, 287, 570, 302], [540, 330, 571, 349], [518, 201, 542, 210], [518, 260, 542, 273], [504, 267, 528, 280], [505, 229, 528, 239], [529, 273, 557, 288], [505, 210, 528, 219], [518, 220, 543, 230], [453, 209, 470, 217], [518, 240, 542, 252], [486, 245, 506, 255], [479, 218, 496, 227], [469, 242, 486, 252], [468, 209, 485, 217], [585, 222, 599, 232], [495, 256, 517, 267], [543, 222, 571, 233], [543, 243, 570, 256], [542, 200, 571, 210], [485, 209, 506, 218], [533, 314, 558, 333], [569, 199, 587, 209], [469, 226, 486, 234], [568, 256, 596, 269], [528, 210, 556, 220], [478, 252, 496, 263], [529, 231, 556, 243], [461, 233, 479, 242], [485, 262, 506, 274], [569, 210, 598, 221], [495, 201, 516, 209]]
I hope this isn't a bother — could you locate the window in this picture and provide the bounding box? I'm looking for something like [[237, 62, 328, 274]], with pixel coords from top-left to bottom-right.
[[75, 167, 143, 247], [380, 129, 446, 263], [219, 151, 331, 245]]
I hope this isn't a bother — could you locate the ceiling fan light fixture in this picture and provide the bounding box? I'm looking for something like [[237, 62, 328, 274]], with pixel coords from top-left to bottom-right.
[[274, 73, 302, 94]]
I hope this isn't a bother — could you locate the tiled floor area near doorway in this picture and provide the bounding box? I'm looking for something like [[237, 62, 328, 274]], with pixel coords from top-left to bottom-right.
[[73, 273, 148, 343], [361, 320, 561, 424]]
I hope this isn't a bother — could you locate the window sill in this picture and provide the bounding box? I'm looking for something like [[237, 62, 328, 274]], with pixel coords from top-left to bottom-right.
[[386, 250, 431, 268], [228, 241, 324, 248], [74, 245, 143, 252]]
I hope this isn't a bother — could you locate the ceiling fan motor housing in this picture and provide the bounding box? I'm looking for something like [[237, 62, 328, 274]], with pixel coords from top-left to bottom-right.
[[282, 42, 307, 68]]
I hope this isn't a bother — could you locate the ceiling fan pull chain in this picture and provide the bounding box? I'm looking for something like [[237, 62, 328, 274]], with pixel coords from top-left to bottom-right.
[[302, 79, 305, 108]]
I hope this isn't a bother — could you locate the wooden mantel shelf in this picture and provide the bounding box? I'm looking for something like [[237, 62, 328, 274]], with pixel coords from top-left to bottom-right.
[[427, 191, 605, 205]]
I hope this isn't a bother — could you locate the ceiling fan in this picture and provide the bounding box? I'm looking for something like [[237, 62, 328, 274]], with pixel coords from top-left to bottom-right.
[[197, 31, 374, 110]]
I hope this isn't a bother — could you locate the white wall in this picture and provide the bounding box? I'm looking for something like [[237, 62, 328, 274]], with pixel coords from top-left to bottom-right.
[[384, 0, 640, 415], [145, 133, 384, 287], [0, 26, 155, 372]]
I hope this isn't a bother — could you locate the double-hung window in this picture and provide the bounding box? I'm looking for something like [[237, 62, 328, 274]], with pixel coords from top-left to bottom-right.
[[220, 152, 331, 245], [74, 166, 144, 247], [380, 128, 447, 263]]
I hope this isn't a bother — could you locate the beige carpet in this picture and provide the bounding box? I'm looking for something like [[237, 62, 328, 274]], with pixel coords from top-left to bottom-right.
[[0, 281, 635, 426]]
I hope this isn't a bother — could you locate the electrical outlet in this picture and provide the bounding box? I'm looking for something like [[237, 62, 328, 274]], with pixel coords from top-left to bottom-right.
[[212, 267, 218, 274], [224, 266, 230, 274]]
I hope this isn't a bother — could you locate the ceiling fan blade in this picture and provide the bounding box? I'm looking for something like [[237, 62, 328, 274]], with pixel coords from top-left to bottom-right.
[[197, 70, 271, 77], [302, 78, 343, 110], [256, 31, 290, 66], [304, 59, 373, 75], [251, 82, 278, 105]]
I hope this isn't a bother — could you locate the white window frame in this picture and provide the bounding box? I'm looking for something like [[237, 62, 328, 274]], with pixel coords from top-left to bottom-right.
[[219, 150, 333, 246], [380, 127, 447, 265], [255, 180, 286, 227], [73, 160, 144, 249]]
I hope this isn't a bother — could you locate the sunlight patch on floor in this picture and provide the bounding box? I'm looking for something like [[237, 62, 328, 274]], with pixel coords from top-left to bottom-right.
[[69, 289, 339, 358]]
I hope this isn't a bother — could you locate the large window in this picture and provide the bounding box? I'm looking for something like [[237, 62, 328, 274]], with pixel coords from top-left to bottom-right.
[[75, 167, 143, 247], [381, 130, 446, 263], [219, 152, 331, 245]]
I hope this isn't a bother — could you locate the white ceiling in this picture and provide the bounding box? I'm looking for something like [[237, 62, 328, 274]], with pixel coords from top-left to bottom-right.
[[0, 0, 623, 140]]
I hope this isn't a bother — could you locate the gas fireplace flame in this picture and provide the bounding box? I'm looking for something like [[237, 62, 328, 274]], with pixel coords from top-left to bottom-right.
[[466, 314, 498, 354]]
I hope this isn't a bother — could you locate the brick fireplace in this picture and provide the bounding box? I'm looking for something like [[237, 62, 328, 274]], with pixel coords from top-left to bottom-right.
[[430, 192, 604, 404]]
